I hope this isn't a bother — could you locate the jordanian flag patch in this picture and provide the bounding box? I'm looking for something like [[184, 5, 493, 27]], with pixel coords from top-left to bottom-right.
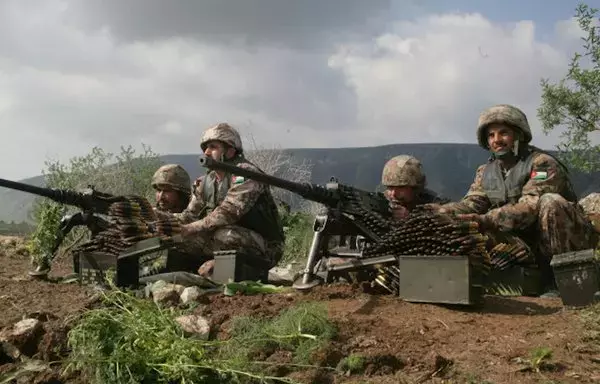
[[232, 175, 245, 184], [530, 170, 548, 180]]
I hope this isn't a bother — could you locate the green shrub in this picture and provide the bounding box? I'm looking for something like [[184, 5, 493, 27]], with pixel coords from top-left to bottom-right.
[[26, 145, 162, 265], [65, 290, 335, 383]]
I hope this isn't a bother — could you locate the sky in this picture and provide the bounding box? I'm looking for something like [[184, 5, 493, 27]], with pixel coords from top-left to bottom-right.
[[0, 0, 599, 180]]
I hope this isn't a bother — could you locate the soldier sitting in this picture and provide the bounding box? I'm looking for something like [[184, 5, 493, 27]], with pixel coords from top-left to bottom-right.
[[381, 155, 447, 220], [164, 123, 286, 280], [431, 104, 598, 292], [151, 164, 192, 214]]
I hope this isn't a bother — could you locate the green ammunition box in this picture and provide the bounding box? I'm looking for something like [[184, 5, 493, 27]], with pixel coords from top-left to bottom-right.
[[76, 237, 187, 288], [398, 255, 484, 306], [551, 248, 600, 307], [212, 249, 271, 284]]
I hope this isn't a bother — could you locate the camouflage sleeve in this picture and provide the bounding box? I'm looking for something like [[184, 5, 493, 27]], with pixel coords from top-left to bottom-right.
[[174, 176, 208, 224], [185, 163, 266, 233], [484, 153, 568, 231], [439, 165, 491, 214]]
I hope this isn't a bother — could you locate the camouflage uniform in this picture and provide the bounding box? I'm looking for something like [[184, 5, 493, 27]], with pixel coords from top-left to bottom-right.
[[381, 155, 447, 217], [438, 104, 598, 285], [172, 123, 285, 272], [151, 164, 192, 214], [579, 192, 600, 234]]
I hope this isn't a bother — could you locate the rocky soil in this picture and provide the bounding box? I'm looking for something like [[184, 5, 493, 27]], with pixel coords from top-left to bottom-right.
[[1, 235, 599, 383]]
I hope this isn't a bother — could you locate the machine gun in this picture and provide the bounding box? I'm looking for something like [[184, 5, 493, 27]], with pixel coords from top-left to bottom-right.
[[199, 157, 398, 290], [0, 178, 149, 278]]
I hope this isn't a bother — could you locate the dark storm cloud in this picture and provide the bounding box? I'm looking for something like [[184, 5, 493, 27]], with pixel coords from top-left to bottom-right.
[[65, 0, 395, 49]]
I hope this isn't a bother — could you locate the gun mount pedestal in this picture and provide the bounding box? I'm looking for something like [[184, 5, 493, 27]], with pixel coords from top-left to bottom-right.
[[292, 211, 370, 290], [29, 212, 109, 279]]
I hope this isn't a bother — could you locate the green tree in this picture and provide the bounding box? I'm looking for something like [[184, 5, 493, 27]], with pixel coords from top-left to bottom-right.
[[27, 144, 163, 264], [537, 2, 600, 172]]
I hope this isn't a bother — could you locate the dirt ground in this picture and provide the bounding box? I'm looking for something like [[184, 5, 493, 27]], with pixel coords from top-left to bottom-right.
[[1, 235, 599, 384]]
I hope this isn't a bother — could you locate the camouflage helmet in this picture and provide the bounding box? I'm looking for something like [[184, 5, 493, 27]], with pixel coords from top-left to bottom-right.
[[476, 104, 532, 149], [151, 164, 191, 194], [381, 155, 426, 188], [200, 122, 243, 153]]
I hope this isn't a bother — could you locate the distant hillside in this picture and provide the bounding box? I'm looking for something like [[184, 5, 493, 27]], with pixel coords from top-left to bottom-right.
[[1, 143, 599, 223]]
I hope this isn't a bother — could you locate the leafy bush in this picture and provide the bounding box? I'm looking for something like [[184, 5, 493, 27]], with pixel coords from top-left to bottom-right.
[[278, 210, 314, 266], [26, 145, 162, 264], [65, 290, 336, 383], [537, 2, 600, 172]]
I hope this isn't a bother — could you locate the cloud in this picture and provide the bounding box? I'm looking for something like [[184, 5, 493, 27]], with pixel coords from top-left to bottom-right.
[[327, 12, 580, 146], [0, 0, 586, 181], [64, 0, 397, 49]]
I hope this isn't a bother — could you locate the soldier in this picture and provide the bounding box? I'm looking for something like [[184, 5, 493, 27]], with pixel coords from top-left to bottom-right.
[[431, 104, 598, 292], [167, 123, 285, 279], [151, 164, 192, 214], [325, 155, 448, 273], [381, 155, 447, 220]]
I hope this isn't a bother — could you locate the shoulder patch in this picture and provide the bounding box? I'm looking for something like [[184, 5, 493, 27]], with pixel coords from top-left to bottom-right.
[[530, 169, 548, 180], [193, 176, 204, 187], [232, 175, 245, 184]]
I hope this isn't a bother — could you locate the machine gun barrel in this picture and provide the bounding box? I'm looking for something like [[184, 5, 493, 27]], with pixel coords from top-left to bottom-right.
[[0, 177, 122, 214], [199, 157, 339, 206]]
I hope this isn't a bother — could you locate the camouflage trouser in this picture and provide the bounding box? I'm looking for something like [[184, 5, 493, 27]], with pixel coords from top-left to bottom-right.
[[175, 225, 283, 270], [486, 193, 598, 286]]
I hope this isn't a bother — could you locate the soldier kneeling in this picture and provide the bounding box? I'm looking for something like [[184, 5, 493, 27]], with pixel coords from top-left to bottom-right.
[[160, 123, 285, 282], [433, 104, 598, 294]]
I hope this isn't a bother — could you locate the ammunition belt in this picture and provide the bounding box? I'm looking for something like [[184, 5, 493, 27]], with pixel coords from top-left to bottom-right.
[[339, 188, 492, 293]]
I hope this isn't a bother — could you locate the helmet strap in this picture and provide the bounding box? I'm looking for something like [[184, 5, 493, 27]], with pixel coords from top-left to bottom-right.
[[512, 139, 520, 157]]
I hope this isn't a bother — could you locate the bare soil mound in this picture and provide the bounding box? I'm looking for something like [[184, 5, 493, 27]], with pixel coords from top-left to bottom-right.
[[0, 235, 599, 383]]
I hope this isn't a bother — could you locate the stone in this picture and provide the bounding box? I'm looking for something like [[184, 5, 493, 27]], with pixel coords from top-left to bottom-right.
[[0, 318, 44, 357], [175, 315, 210, 340], [180, 286, 204, 304]]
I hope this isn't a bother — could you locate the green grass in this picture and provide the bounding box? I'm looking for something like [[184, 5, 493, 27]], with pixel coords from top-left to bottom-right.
[[278, 211, 314, 266], [63, 289, 337, 384]]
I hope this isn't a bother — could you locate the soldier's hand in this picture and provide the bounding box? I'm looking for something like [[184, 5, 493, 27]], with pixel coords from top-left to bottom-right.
[[198, 259, 215, 277], [455, 213, 493, 231], [179, 224, 193, 238], [390, 205, 409, 220], [422, 203, 443, 213]]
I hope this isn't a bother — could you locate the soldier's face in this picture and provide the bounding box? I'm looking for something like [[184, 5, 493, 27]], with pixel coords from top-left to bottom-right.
[[385, 186, 415, 205], [155, 186, 180, 212], [486, 124, 516, 154], [204, 141, 236, 160]]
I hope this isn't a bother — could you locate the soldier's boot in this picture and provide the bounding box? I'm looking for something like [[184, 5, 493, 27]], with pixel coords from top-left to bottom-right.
[[28, 256, 51, 278]]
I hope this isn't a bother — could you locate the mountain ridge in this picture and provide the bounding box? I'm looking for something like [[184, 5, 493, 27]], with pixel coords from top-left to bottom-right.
[[1, 143, 598, 223]]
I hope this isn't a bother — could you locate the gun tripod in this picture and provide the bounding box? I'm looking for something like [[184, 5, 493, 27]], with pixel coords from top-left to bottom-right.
[[28, 211, 108, 278], [292, 210, 392, 290]]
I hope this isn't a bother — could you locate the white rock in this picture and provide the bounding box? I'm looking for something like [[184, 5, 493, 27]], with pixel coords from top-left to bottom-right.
[[152, 286, 180, 306], [180, 286, 203, 304], [268, 265, 296, 283], [150, 280, 168, 293], [175, 315, 210, 340], [169, 284, 186, 295], [0, 318, 43, 357]]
